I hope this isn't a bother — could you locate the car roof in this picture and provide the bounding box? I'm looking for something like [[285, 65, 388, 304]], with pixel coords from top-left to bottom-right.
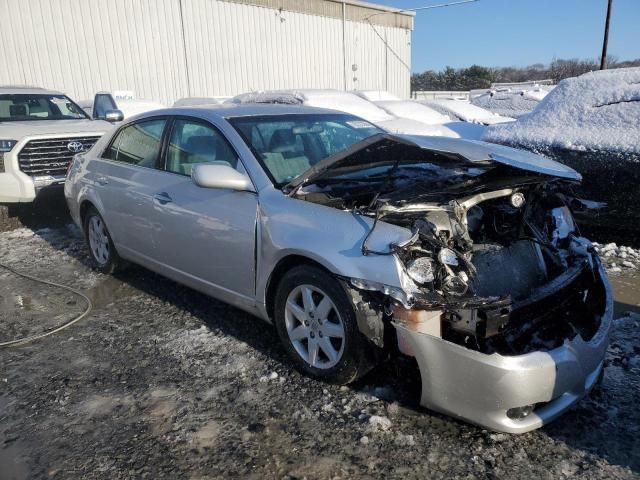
[[0, 86, 64, 96], [140, 103, 350, 120]]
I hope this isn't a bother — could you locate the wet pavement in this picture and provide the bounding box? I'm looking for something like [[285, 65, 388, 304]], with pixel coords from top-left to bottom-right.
[[1, 203, 639, 479]]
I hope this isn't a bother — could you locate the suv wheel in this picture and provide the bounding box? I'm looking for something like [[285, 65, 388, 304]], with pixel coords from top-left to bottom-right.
[[83, 208, 123, 274], [274, 265, 375, 384]]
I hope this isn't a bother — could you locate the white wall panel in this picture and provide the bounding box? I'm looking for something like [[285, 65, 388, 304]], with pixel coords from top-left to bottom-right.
[[0, 0, 411, 103], [0, 0, 190, 105]]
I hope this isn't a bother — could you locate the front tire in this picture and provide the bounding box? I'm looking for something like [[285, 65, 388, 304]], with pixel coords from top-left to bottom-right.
[[273, 265, 375, 384], [83, 207, 123, 274]]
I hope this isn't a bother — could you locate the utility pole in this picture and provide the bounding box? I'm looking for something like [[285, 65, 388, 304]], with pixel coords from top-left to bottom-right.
[[600, 0, 613, 70]]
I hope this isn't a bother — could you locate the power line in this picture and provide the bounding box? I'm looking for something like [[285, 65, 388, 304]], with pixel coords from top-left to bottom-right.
[[364, 0, 479, 21], [362, 0, 480, 75]]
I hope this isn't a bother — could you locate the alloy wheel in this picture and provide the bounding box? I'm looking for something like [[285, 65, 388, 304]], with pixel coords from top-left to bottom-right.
[[88, 215, 110, 265], [284, 284, 345, 369]]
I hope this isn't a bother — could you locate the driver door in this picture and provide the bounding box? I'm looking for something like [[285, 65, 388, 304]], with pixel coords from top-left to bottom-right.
[[149, 117, 258, 302]]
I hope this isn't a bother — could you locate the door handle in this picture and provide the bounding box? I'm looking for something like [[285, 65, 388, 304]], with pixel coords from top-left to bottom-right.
[[153, 192, 173, 205], [97, 176, 109, 186]]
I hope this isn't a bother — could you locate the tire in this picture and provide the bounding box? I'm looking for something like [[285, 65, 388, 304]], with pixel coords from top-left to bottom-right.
[[83, 207, 123, 274], [273, 265, 375, 384]]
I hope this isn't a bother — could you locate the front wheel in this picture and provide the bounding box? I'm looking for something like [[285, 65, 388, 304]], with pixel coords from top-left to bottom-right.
[[273, 265, 375, 384], [83, 207, 123, 274]]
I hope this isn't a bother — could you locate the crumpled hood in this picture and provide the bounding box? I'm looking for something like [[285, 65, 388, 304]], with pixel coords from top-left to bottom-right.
[[0, 119, 111, 139], [286, 133, 581, 192]]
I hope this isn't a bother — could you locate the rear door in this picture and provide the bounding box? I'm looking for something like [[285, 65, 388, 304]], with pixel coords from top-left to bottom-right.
[[96, 117, 169, 260], [148, 117, 258, 300]]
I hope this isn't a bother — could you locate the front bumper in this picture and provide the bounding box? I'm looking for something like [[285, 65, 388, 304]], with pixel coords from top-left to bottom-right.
[[394, 261, 613, 434], [0, 150, 37, 203]]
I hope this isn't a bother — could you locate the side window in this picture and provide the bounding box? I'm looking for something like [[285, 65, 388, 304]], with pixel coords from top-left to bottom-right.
[[165, 119, 238, 176], [94, 94, 117, 119], [103, 119, 165, 167]]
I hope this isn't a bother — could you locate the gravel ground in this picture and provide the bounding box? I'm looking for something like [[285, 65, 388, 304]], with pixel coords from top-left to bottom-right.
[[1, 212, 639, 479]]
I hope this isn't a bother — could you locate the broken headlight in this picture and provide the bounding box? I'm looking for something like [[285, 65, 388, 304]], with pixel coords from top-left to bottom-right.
[[438, 248, 459, 266], [406, 257, 435, 284], [350, 278, 413, 308]]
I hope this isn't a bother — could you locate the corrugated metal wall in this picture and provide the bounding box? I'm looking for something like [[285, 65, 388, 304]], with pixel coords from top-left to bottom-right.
[[0, 0, 412, 104]]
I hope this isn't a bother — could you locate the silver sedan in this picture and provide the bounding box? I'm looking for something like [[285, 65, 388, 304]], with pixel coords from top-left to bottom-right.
[[65, 104, 612, 433]]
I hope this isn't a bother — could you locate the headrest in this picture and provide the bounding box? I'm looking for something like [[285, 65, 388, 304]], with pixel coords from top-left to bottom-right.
[[269, 129, 298, 152], [10, 104, 28, 116], [184, 135, 217, 159]]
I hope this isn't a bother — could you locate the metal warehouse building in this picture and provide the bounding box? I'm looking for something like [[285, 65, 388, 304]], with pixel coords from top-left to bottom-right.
[[0, 0, 414, 104]]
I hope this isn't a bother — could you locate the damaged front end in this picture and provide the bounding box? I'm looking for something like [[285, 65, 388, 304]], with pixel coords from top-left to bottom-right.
[[288, 134, 613, 433]]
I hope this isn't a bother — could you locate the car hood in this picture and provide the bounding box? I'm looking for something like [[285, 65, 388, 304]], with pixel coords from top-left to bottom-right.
[[0, 119, 111, 138], [285, 133, 581, 192]]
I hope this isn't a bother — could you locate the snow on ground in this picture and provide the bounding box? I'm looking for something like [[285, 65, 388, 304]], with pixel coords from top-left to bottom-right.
[[0, 224, 99, 289], [483, 68, 640, 153], [593, 242, 640, 273]]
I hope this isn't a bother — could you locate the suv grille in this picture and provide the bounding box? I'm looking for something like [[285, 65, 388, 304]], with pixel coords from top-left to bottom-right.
[[17, 136, 101, 177]]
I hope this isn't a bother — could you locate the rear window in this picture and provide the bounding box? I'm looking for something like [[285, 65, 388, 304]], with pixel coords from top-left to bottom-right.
[[0, 94, 89, 121]]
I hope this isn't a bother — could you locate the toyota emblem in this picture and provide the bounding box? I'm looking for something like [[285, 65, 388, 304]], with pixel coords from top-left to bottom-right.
[[67, 141, 84, 153]]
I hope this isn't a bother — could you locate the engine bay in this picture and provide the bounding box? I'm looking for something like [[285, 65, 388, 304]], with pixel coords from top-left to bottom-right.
[[299, 179, 606, 356]]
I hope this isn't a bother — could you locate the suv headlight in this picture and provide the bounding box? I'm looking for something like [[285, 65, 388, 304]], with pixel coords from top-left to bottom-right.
[[0, 139, 17, 152], [0, 140, 17, 173]]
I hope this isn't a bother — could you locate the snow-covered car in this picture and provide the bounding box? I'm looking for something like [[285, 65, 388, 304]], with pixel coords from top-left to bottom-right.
[[65, 104, 612, 433], [372, 99, 487, 140], [373, 100, 451, 125], [354, 90, 401, 102], [483, 67, 640, 231], [173, 97, 225, 107], [0, 86, 111, 203], [231, 89, 460, 137], [472, 86, 551, 118], [79, 92, 165, 121], [424, 98, 515, 125]]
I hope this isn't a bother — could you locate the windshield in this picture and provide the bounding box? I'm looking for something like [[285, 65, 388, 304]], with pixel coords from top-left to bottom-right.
[[0, 94, 89, 121], [230, 114, 382, 185]]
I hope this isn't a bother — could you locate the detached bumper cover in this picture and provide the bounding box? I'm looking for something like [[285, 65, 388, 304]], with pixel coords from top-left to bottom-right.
[[394, 261, 613, 434]]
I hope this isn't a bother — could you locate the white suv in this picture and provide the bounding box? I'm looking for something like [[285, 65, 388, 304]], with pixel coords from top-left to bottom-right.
[[0, 86, 114, 203]]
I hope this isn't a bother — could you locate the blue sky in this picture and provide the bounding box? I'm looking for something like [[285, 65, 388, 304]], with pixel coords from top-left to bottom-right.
[[376, 0, 640, 72]]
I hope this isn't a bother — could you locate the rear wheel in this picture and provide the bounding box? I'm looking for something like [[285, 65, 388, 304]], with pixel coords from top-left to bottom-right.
[[83, 207, 123, 274], [273, 265, 375, 384]]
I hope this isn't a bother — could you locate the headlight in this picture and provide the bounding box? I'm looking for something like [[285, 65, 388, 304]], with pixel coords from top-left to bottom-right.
[[350, 278, 413, 308], [438, 248, 459, 266], [0, 140, 17, 173], [510, 192, 526, 208], [0, 139, 17, 152], [406, 257, 435, 284]]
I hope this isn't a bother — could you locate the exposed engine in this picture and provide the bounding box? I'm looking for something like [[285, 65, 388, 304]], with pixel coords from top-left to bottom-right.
[[289, 134, 607, 356], [376, 185, 606, 354]]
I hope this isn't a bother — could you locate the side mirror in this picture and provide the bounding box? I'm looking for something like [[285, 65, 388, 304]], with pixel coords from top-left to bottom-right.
[[192, 164, 255, 192], [103, 109, 124, 123]]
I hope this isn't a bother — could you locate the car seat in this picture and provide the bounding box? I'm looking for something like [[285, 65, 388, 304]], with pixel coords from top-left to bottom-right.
[[264, 129, 311, 182]]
